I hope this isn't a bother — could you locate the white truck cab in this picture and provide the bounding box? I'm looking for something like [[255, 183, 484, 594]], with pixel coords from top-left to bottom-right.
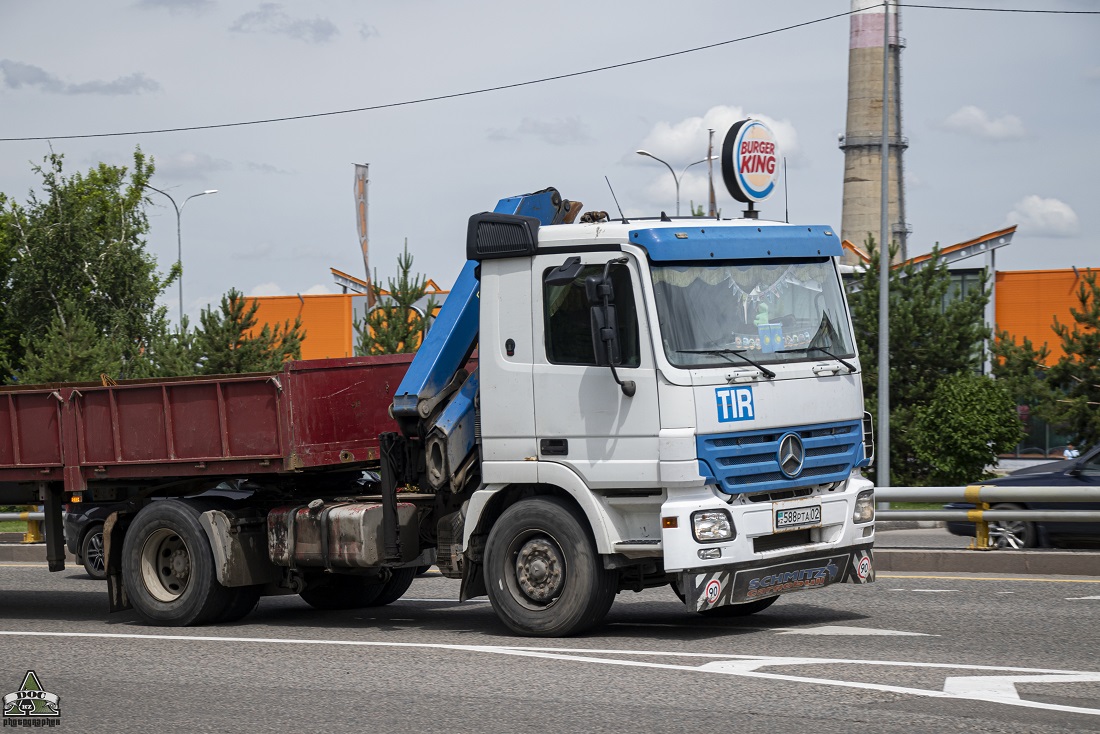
[[439, 208, 875, 634]]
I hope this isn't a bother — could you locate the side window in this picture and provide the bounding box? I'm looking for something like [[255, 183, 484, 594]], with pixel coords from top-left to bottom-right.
[[544, 264, 640, 366]]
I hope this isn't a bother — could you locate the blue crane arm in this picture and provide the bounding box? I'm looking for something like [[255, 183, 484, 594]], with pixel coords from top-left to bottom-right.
[[391, 259, 479, 432]]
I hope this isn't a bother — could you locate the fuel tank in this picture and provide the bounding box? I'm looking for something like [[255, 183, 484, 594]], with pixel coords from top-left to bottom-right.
[[267, 501, 420, 568]]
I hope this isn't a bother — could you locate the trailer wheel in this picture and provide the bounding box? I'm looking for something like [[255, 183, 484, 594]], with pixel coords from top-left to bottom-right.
[[366, 567, 417, 607], [121, 501, 232, 626], [299, 575, 385, 610], [484, 497, 618, 637]]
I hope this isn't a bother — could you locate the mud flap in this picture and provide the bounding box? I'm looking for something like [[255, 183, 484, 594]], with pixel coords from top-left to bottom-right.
[[683, 547, 874, 613], [104, 510, 134, 613]]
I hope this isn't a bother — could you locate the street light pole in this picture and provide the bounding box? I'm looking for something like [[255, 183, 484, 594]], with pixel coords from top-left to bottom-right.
[[635, 151, 715, 216], [144, 185, 218, 324]]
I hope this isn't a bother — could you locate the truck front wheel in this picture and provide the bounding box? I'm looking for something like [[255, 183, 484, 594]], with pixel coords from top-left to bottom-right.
[[484, 497, 617, 637], [121, 501, 232, 626]]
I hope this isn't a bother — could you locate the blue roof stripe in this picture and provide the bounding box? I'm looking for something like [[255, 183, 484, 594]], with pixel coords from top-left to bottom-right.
[[628, 225, 841, 261]]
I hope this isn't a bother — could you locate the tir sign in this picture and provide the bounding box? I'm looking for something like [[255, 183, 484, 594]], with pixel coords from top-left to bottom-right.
[[721, 119, 779, 203], [715, 386, 755, 423]]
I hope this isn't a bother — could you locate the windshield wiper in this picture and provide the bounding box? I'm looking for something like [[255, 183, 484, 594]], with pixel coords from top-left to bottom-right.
[[676, 349, 776, 379], [775, 345, 857, 374]]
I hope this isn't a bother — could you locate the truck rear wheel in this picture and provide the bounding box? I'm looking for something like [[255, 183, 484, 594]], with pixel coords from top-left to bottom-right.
[[366, 567, 417, 607], [484, 497, 617, 637], [121, 500, 233, 626], [299, 575, 384, 610], [217, 586, 262, 623]]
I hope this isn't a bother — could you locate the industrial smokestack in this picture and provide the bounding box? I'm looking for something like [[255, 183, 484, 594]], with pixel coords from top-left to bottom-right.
[[839, 0, 908, 264]]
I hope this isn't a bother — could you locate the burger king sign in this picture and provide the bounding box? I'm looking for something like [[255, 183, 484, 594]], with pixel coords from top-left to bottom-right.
[[721, 119, 780, 203]]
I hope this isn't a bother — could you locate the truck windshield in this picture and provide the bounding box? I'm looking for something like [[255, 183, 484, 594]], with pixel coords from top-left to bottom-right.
[[651, 257, 856, 368]]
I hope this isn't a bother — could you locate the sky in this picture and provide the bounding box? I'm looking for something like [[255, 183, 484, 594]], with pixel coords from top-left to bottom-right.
[[0, 1, 1097, 324]]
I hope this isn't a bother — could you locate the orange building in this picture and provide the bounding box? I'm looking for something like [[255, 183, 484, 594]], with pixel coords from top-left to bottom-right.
[[247, 272, 450, 361], [995, 269, 1092, 364], [249, 293, 359, 360]]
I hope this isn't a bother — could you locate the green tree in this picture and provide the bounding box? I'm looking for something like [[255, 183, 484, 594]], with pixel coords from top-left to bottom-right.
[[17, 306, 123, 383], [849, 235, 1006, 485], [130, 315, 201, 378], [355, 241, 438, 355], [910, 372, 1023, 485], [193, 289, 305, 374], [995, 269, 1100, 447], [0, 148, 173, 381]]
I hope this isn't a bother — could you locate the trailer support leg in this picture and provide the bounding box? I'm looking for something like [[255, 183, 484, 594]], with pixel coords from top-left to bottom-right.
[[38, 482, 66, 572]]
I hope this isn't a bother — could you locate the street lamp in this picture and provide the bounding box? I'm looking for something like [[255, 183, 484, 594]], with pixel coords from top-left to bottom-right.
[[635, 151, 716, 216], [144, 185, 218, 323]]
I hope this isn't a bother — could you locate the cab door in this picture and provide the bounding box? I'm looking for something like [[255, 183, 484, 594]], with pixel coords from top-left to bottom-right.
[[531, 252, 661, 489]]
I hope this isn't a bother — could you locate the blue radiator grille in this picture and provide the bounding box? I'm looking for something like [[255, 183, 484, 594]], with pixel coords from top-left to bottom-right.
[[697, 420, 863, 495]]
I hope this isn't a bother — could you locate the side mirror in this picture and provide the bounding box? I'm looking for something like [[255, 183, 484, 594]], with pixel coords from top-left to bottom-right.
[[585, 259, 635, 397], [586, 274, 621, 367]]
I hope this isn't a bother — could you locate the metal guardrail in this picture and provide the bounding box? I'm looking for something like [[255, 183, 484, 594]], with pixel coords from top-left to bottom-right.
[[875, 486, 1100, 549], [0, 508, 44, 543]]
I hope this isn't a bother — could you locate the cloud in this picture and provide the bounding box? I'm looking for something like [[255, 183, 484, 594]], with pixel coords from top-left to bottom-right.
[[0, 60, 159, 95], [633, 106, 800, 213], [136, 0, 213, 13], [151, 151, 233, 180], [230, 3, 339, 44], [941, 105, 1024, 140], [243, 161, 294, 175], [1006, 195, 1079, 238], [485, 127, 514, 143], [485, 117, 591, 146], [359, 23, 379, 41], [636, 106, 801, 166], [519, 117, 591, 146]]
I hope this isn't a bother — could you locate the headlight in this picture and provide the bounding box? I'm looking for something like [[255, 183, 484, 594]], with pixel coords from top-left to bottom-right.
[[692, 510, 734, 542], [853, 489, 875, 524]]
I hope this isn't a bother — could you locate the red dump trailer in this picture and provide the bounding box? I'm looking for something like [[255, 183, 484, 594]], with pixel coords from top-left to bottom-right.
[[0, 355, 414, 570]]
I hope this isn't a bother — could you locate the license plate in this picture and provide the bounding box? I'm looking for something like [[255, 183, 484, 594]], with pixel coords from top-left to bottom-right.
[[775, 504, 821, 531]]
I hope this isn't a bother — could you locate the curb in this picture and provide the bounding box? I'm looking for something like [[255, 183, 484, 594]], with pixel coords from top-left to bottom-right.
[[0, 544, 75, 563], [874, 548, 1100, 577]]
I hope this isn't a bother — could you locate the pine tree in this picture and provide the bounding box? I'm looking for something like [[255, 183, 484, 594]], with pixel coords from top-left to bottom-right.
[[355, 241, 438, 355], [193, 289, 305, 374], [17, 306, 124, 383]]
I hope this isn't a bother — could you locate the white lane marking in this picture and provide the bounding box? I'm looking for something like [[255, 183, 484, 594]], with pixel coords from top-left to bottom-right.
[[944, 674, 1100, 701], [1, 631, 1097, 716], [771, 625, 934, 636], [909, 589, 959, 593], [1066, 595, 1100, 601]]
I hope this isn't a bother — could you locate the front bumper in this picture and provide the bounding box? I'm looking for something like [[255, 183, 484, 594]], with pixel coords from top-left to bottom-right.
[[681, 545, 874, 612]]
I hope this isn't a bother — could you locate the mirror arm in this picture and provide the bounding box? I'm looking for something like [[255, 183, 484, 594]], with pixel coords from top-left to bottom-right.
[[607, 350, 636, 398]]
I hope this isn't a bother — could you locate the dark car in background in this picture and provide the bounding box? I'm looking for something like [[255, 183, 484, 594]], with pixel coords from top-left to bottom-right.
[[63, 498, 115, 579], [945, 444, 1100, 548]]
